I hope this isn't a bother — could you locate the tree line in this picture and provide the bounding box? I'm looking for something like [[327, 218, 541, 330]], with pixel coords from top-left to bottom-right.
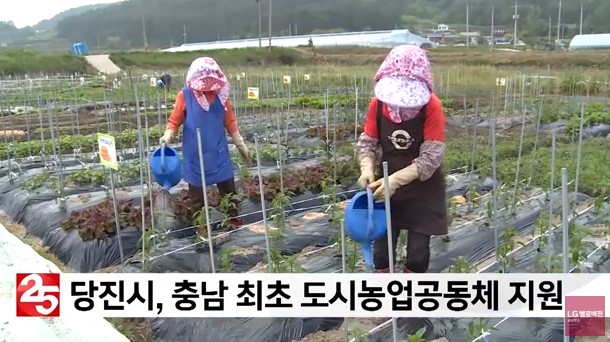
[[51, 0, 610, 49]]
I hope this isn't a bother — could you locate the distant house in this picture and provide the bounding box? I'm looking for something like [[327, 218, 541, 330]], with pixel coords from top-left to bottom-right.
[[434, 24, 450, 33], [492, 25, 506, 38], [569, 33, 610, 50]]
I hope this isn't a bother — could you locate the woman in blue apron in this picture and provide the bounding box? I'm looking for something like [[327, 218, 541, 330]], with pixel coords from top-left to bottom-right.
[[356, 45, 448, 273], [160, 57, 250, 227]]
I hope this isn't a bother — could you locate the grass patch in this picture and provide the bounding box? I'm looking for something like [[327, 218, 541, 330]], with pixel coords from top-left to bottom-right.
[[4, 47, 610, 75], [0, 49, 91, 75], [0, 213, 156, 342]]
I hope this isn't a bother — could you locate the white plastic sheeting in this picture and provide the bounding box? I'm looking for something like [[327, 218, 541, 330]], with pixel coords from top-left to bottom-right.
[[0, 223, 130, 342], [163, 29, 437, 52], [568, 33, 610, 50]]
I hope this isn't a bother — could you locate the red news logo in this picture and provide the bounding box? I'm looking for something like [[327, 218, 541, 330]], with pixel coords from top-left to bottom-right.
[[16, 273, 61, 317]]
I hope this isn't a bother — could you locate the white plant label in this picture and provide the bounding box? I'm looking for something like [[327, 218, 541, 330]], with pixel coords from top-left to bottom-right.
[[97, 133, 119, 171], [247, 87, 260, 100], [79, 77, 85, 85], [496, 78, 506, 86], [150, 77, 157, 87], [283, 75, 291, 84], [304, 74, 311, 81]]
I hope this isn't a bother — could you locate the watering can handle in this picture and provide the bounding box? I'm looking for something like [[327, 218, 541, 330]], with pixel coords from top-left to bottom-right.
[[366, 187, 374, 233]]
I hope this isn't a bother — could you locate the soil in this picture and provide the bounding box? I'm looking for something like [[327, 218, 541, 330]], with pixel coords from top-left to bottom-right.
[[0, 212, 157, 342]]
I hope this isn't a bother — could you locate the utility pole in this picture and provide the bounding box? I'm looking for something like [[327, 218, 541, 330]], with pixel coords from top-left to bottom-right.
[[556, 1, 562, 44], [512, 0, 519, 49], [548, 16, 552, 45], [268, 0, 272, 49], [141, 16, 148, 49], [257, 0, 262, 47], [466, 3, 470, 49], [183, 25, 187, 45], [490, 5, 494, 52], [579, 2, 583, 35]]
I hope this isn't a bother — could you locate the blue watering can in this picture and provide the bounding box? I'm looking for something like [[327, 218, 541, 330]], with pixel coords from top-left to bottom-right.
[[344, 188, 388, 270], [150, 144, 182, 190]]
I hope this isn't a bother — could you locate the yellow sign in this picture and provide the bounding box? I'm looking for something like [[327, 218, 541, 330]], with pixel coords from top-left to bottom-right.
[[496, 78, 506, 86], [283, 75, 291, 84], [97, 133, 118, 170], [247, 87, 260, 100], [304, 74, 311, 81]]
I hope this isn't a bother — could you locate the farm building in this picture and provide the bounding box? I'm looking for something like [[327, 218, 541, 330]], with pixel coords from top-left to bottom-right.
[[568, 33, 610, 50], [162, 29, 436, 52]]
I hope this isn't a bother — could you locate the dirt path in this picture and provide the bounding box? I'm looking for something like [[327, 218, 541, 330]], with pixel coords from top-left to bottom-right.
[[85, 55, 122, 75], [0, 213, 156, 342]]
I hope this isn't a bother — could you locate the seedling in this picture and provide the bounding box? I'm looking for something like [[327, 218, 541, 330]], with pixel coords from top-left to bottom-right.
[[237, 163, 251, 180], [407, 327, 427, 342], [218, 246, 237, 273], [568, 222, 593, 266], [448, 256, 476, 273], [466, 318, 496, 342], [345, 240, 359, 273], [218, 193, 241, 228], [192, 207, 208, 240], [271, 190, 293, 232], [497, 227, 520, 272], [348, 325, 367, 342]]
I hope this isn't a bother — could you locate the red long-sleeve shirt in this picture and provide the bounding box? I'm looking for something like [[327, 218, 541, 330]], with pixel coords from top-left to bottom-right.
[[362, 93, 446, 142]]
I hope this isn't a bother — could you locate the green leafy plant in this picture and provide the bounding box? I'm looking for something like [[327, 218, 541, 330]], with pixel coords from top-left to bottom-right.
[[348, 325, 367, 342], [466, 318, 496, 342], [271, 190, 293, 231], [497, 227, 521, 272], [448, 256, 476, 273], [218, 246, 237, 273], [407, 327, 427, 342], [217, 193, 241, 228]]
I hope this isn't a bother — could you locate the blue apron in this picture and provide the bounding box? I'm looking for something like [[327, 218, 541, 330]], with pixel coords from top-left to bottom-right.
[[182, 87, 234, 187]]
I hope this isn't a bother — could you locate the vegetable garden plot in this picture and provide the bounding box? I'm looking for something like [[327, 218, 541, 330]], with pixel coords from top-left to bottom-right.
[[359, 197, 610, 342], [0, 152, 366, 272], [129, 175, 503, 342]]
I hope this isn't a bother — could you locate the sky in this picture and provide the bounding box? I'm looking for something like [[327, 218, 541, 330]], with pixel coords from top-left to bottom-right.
[[0, 0, 125, 28]]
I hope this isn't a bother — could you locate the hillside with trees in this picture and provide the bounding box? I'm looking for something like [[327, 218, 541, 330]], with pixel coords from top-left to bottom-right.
[[53, 0, 610, 50], [3, 0, 610, 51]]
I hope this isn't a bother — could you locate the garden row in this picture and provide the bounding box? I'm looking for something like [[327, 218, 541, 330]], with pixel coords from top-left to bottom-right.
[[365, 196, 609, 342], [1, 120, 609, 341]]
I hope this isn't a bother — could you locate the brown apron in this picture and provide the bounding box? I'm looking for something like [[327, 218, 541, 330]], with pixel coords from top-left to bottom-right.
[[376, 100, 448, 236]]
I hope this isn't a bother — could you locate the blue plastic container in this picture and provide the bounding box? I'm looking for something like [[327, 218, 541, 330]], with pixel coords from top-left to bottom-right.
[[150, 145, 182, 190], [344, 188, 388, 269]]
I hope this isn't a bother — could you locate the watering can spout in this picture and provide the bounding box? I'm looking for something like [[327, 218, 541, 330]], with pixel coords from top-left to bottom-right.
[[150, 145, 182, 190]]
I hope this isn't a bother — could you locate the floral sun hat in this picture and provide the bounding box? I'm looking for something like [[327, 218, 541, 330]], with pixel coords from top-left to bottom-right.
[[186, 57, 230, 111], [373, 45, 434, 110]]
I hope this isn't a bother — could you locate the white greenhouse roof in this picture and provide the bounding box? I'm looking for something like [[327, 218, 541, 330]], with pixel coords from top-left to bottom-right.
[[568, 33, 610, 50], [162, 29, 437, 52]]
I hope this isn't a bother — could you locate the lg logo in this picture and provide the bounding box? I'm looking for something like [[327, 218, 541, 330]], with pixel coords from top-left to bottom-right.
[[16, 273, 61, 317]]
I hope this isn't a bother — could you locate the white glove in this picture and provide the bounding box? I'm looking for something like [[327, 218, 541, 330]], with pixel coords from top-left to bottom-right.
[[159, 130, 174, 145], [357, 157, 375, 189], [369, 164, 419, 201], [230, 132, 251, 165]]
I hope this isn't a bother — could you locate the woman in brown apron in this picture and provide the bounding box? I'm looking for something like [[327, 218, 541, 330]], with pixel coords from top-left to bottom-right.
[[356, 45, 448, 273]]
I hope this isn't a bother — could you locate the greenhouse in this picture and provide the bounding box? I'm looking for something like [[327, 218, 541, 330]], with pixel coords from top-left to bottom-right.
[[568, 33, 610, 50], [163, 29, 436, 52]]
